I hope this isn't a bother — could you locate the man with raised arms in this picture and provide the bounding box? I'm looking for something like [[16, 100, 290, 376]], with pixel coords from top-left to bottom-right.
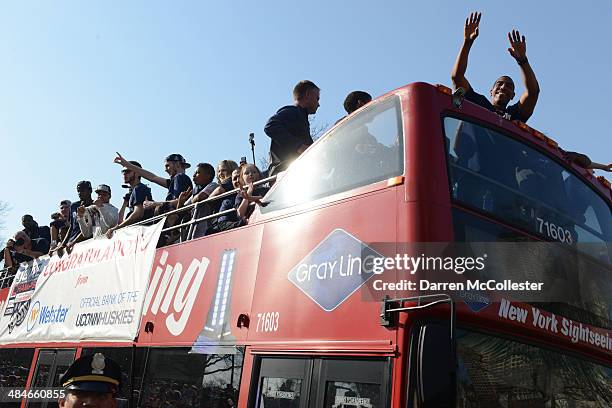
[[451, 12, 540, 123]]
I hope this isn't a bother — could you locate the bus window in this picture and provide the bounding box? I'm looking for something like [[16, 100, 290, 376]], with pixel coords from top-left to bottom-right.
[[262, 95, 403, 213], [452, 209, 611, 329], [456, 329, 612, 407], [0, 348, 34, 408], [260, 377, 303, 407], [252, 357, 389, 408], [139, 347, 244, 407], [28, 349, 75, 408], [81, 347, 146, 403], [444, 116, 612, 260], [255, 358, 311, 408], [320, 360, 387, 408]]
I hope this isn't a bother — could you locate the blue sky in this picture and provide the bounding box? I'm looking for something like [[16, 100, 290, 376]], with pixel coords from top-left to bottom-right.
[[1, 1, 610, 242]]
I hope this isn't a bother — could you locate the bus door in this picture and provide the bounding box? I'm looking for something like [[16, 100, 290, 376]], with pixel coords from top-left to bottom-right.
[[28, 348, 76, 408], [250, 356, 389, 408]]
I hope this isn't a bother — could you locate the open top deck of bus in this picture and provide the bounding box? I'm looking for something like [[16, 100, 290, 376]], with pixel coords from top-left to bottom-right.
[[1, 82, 610, 407]]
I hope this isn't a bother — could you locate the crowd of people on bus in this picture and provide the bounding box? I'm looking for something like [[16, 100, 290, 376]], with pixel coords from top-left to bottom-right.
[[1, 11, 610, 273]]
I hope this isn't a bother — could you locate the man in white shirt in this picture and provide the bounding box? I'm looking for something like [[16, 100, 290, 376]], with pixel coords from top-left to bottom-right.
[[76, 184, 119, 239]]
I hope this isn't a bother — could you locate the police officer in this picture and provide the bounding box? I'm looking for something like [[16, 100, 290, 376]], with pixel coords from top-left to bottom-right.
[[58, 353, 121, 408]]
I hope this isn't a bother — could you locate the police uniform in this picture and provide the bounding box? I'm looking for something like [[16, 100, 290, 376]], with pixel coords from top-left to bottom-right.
[[60, 353, 121, 395]]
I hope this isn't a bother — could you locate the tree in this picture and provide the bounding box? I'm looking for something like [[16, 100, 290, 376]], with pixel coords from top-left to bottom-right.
[[0, 200, 10, 246], [310, 117, 330, 141], [258, 156, 270, 173], [0, 201, 10, 269], [257, 117, 330, 173]]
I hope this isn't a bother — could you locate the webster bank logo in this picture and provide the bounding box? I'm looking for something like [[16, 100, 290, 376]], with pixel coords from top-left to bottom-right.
[[26, 301, 70, 332], [288, 229, 382, 312]]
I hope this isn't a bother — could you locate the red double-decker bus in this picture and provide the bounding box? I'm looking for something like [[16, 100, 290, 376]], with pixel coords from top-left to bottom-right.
[[0, 82, 610, 407]]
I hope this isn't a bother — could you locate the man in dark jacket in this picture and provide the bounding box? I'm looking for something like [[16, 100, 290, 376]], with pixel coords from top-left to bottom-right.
[[21, 214, 51, 242], [264, 80, 320, 176], [3, 231, 49, 268]]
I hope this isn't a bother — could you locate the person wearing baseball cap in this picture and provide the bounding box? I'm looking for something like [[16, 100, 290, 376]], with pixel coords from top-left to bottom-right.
[[76, 184, 120, 239], [53, 180, 94, 255], [95, 184, 112, 195], [112, 153, 192, 243], [59, 353, 121, 407], [107, 161, 153, 238], [113, 152, 192, 207]]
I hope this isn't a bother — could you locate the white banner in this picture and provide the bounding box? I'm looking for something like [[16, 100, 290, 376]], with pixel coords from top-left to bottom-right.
[[0, 221, 164, 344]]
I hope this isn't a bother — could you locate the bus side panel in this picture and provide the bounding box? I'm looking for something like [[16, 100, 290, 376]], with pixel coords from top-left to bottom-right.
[[140, 224, 264, 346], [250, 187, 399, 345]]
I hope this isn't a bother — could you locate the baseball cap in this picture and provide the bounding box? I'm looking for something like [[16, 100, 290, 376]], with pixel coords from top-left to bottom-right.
[[122, 161, 142, 173], [165, 154, 191, 169], [95, 184, 112, 195], [77, 180, 92, 190]]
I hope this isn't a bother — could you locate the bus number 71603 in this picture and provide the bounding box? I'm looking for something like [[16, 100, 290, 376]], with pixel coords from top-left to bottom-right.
[[536, 217, 573, 244], [256, 312, 279, 332]]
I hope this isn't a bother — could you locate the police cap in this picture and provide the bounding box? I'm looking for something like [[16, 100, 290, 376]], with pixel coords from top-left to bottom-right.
[[60, 353, 121, 394]]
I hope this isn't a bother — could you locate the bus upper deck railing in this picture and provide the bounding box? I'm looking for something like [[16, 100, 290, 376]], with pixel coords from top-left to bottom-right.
[[0, 174, 277, 289], [0, 266, 16, 289], [132, 174, 276, 229]]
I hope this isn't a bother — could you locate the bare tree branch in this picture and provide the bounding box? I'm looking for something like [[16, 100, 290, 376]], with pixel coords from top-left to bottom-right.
[[203, 355, 228, 368], [201, 365, 240, 376], [0, 201, 11, 247], [258, 156, 270, 173], [309, 116, 330, 141]]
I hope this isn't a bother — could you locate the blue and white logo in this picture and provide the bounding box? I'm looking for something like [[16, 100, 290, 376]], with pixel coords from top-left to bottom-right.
[[458, 290, 491, 313], [288, 229, 383, 312], [26, 301, 70, 332]]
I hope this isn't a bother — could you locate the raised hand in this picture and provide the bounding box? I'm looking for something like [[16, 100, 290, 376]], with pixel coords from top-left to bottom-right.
[[595, 163, 612, 172], [178, 187, 192, 207], [143, 200, 157, 209], [113, 152, 129, 167], [508, 29, 527, 61], [464, 12, 481, 41], [239, 189, 249, 201]]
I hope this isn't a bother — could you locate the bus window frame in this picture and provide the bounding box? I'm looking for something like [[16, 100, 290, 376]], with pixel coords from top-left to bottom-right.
[[248, 356, 314, 408], [440, 112, 612, 246], [80, 345, 144, 405], [135, 345, 245, 408], [248, 355, 391, 408], [27, 348, 76, 408], [259, 93, 406, 218], [406, 319, 456, 408]]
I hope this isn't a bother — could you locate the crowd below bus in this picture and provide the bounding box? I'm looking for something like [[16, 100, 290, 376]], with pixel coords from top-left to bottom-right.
[[2, 12, 610, 276]]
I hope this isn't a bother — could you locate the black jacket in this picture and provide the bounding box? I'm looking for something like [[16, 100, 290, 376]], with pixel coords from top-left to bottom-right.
[[264, 105, 312, 174]]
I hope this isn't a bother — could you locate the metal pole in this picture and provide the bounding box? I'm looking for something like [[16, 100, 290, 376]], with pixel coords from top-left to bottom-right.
[[249, 132, 256, 164]]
